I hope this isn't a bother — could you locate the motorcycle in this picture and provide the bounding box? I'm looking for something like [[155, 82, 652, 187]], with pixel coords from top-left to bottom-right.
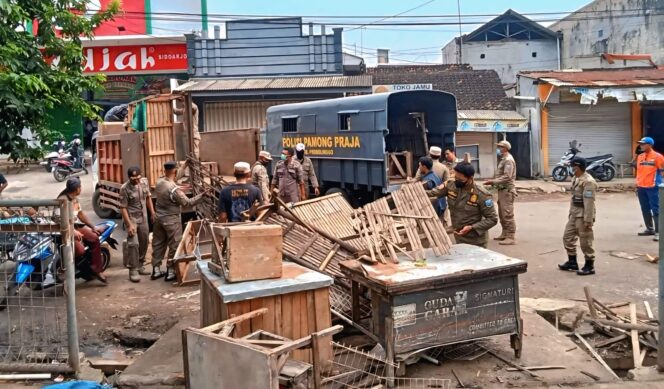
[[40, 141, 69, 173], [52, 152, 88, 182], [551, 141, 617, 182], [0, 220, 118, 310]]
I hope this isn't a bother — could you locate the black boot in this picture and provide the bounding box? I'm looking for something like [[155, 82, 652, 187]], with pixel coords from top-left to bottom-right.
[[577, 259, 595, 276], [164, 266, 176, 282], [558, 255, 578, 271], [639, 212, 655, 235]]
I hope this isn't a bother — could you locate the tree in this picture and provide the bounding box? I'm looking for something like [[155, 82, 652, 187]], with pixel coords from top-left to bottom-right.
[[0, 0, 119, 163]]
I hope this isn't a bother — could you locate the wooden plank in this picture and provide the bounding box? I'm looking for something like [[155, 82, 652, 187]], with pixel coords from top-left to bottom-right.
[[201, 308, 267, 333], [275, 295, 283, 336], [282, 294, 293, 341], [574, 333, 620, 380], [250, 299, 264, 333], [584, 287, 599, 319], [486, 350, 540, 379], [263, 296, 276, 335], [318, 244, 340, 271], [630, 303, 642, 368], [389, 153, 407, 178], [594, 334, 628, 348]]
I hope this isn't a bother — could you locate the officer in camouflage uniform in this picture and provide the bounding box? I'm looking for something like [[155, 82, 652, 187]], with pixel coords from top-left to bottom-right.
[[252, 150, 272, 204], [271, 147, 305, 203], [119, 166, 155, 283], [427, 162, 498, 248], [484, 140, 517, 245], [558, 157, 598, 276], [151, 161, 206, 282], [295, 143, 320, 199]]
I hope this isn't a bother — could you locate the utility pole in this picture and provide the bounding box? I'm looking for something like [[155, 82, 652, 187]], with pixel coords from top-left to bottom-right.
[[659, 186, 664, 371], [457, 0, 463, 65]]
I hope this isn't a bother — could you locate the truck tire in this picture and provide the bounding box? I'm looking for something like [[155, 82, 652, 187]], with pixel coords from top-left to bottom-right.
[[325, 187, 351, 203], [93, 190, 118, 219]]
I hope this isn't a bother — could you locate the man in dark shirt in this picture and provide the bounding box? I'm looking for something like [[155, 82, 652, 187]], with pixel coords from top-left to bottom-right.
[[218, 162, 263, 223]]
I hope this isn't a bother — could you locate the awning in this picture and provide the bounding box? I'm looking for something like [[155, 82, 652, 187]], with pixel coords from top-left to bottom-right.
[[174, 75, 373, 96], [457, 110, 528, 132], [570, 86, 664, 104]]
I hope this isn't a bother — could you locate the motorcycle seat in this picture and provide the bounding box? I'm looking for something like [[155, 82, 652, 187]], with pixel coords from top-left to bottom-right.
[[586, 154, 613, 161]]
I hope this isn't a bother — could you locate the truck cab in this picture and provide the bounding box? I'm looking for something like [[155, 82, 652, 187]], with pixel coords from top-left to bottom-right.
[[266, 90, 457, 204]]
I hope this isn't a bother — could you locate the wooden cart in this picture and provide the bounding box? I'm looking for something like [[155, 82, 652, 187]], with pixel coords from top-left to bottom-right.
[[340, 244, 528, 377]]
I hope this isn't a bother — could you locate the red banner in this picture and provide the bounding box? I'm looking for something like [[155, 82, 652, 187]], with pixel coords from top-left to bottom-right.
[[83, 43, 187, 74]]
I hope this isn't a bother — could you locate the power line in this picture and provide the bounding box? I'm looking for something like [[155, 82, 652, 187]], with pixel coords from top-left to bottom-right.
[[345, 0, 437, 32], [94, 7, 662, 20]]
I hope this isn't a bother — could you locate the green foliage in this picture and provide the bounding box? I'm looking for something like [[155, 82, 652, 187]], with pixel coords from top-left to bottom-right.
[[0, 0, 119, 163]]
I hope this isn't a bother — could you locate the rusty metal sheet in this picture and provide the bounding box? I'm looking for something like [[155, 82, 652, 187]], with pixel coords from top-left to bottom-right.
[[378, 275, 520, 355], [199, 128, 259, 175], [175, 75, 373, 92], [197, 261, 333, 303], [352, 244, 527, 289]]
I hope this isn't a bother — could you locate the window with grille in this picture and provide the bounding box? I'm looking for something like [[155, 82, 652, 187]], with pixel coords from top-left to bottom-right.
[[282, 117, 298, 133]]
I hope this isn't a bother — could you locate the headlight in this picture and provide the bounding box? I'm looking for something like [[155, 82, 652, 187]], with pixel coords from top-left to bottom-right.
[[12, 250, 32, 263]]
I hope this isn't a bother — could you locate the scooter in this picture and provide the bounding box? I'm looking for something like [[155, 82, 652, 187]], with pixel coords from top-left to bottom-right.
[[40, 141, 68, 173], [551, 141, 617, 182], [0, 221, 118, 310], [52, 153, 88, 182]]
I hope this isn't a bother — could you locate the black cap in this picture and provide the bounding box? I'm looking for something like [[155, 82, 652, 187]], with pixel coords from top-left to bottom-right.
[[66, 177, 81, 192], [571, 157, 587, 169], [73, 133, 81, 139], [164, 161, 178, 170], [453, 162, 475, 178]]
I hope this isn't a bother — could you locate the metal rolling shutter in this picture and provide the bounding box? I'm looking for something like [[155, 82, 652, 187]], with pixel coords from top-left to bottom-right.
[[204, 100, 304, 131], [547, 101, 631, 171]]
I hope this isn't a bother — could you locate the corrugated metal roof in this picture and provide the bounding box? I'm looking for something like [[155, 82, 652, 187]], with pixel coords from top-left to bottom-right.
[[175, 75, 373, 92], [520, 68, 664, 87], [457, 110, 527, 121]]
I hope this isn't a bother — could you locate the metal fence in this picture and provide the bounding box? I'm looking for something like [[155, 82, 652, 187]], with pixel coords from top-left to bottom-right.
[[0, 199, 79, 374]]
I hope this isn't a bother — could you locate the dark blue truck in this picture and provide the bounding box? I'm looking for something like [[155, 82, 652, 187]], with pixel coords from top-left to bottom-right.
[[266, 90, 458, 204]]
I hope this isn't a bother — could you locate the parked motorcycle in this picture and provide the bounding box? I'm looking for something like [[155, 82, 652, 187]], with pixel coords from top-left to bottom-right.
[[552, 141, 617, 182], [52, 153, 88, 182], [0, 220, 117, 309]]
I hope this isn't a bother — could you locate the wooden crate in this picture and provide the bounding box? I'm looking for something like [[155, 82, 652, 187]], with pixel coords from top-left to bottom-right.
[[97, 135, 123, 184], [199, 261, 333, 363], [127, 95, 180, 188], [211, 224, 283, 283]]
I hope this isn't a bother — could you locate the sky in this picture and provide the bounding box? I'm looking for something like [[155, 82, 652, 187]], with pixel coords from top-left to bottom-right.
[[150, 0, 593, 65]]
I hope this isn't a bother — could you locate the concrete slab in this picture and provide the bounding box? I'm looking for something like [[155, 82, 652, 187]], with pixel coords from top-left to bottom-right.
[[115, 314, 197, 388], [404, 310, 620, 386]]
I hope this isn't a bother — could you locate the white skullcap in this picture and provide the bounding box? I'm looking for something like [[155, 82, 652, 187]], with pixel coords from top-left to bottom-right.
[[295, 143, 306, 151], [234, 162, 251, 173], [429, 146, 442, 156]]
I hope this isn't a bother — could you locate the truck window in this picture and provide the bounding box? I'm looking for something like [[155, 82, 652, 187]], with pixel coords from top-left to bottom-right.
[[339, 113, 351, 131], [282, 117, 297, 133]]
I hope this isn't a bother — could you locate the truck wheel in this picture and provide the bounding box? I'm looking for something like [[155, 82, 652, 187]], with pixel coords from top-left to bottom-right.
[[92, 190, 118, 219], [325, 187, 359, 207]]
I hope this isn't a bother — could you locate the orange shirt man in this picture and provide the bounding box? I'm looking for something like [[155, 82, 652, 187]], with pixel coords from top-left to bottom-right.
[[636, 137, 664, 240]]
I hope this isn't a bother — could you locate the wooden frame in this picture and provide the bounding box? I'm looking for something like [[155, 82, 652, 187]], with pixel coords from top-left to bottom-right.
[[172, 220, 212, 286], [183, 309, 342, 389], [387, 151, 413, 180]]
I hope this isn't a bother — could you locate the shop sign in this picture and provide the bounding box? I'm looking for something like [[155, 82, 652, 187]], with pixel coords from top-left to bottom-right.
[[457, 120, 528, 133], [82, 44, 188, 74], [372, 84, 433, 93]]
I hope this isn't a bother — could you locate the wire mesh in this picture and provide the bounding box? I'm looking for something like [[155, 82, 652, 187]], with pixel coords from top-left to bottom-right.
[[325, 342, 452, 389], [0, 203, 71, 371]]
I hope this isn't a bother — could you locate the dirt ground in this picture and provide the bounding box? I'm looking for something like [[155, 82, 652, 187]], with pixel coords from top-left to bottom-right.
[[0, 167, 662, 383]]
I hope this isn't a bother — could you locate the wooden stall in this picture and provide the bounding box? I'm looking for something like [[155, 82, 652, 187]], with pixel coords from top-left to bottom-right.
[[198, 261, 334, 363], [340, 244, 528, 376]]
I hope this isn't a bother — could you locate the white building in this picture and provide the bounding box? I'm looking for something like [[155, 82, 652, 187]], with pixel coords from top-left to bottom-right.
[[441, 10, 561, 86]]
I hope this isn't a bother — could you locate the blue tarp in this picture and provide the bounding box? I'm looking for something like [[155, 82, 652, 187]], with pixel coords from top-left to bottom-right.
[[42, 381, 111, 389]]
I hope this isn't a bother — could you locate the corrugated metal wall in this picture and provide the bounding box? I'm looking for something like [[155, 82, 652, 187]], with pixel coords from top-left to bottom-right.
[[204, 100, 304, 131], [547, 101, 631, 170]]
